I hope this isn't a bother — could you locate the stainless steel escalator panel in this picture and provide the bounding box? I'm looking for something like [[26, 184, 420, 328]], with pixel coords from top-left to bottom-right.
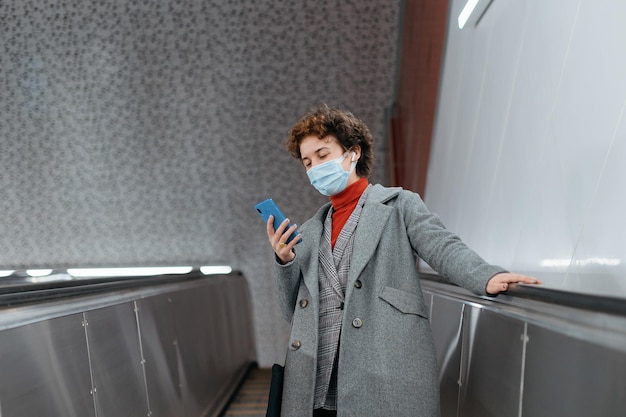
[[230, 278, 256, 364], [458, 306, 526, 417], [169, 283, 223, 417], [0, 313, 94, 417], [211, 280, 236, 387], [522, 323, 626, 417], [84, 302, 148, 417], [430, 294, 465, 417], [136, 293, 184, 417], [160, 277, 254, 417]]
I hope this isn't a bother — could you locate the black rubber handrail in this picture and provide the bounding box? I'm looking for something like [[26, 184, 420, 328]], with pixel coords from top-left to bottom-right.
[[0, 270, 234, 307], [420, 272, 626, 317]]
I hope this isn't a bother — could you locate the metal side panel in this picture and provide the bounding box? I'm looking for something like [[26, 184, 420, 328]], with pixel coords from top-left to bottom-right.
[[430, 294, 464, 417], [84, 303, 148, 417], [169, 284, 221, 417], [458, 306, 526, 417], [230, 278, 256, 365], [522, 323, 626, 417], [212, 280, 235, 385], [219, 277, 255, 369], [220, 277, 255, 373], [0, 313, 95, 417], [136, 294, 184, 417], [222, 279, 244, 367]]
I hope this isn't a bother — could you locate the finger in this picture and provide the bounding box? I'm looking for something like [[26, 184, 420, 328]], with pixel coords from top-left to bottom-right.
[[266, 215, 275, 239], [508, 274, 541, 285], [277, 235, 296, 252], [283, 226, 302, 250], [487, 274, 541, 295], [274, 218, 291, 237], [275, 225, 295, 250], [486, 281, 508, 295], [283, 224, 299, 241], [290, 235, 303, 250]]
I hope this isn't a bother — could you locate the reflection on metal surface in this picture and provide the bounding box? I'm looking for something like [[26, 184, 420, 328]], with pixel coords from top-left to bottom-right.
[[459, 307, 525, 417], [0, 314, 95, 416], [0, 274, 254, 417], [86, 302, 149, 416], [27, 273, 73, 283], [430, 295, 465, 417], [522, 324, 626, 417], [540, 257, 620, 267], [25, 268, 53, 277], [422, 279, 626, 417], [136, 294, 184, 417]]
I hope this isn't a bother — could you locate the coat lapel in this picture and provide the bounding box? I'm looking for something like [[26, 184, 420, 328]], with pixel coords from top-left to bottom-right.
[[302, 185, 401, 297], [349, 185, 400, 283], [301, 203, 329, 301]]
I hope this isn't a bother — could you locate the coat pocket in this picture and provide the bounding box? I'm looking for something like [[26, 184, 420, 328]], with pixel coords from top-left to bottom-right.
[[379, 286, 429, 318]]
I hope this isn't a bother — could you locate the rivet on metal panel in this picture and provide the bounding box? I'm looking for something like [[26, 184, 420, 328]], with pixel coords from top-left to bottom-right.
[[141, 359, 146, 365], [82, 320, 88, 327], [520, 334, 529, 343]]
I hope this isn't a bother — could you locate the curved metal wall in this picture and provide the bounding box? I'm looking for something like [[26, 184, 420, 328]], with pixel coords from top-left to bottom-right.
[[0, 274, 255, 417]]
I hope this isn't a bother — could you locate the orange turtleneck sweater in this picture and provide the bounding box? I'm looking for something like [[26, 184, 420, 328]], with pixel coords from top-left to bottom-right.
[[329, 177, 369, 248]]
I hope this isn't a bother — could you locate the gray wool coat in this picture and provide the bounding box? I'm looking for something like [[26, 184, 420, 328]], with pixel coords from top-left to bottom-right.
[[275, 184, 505, 417]]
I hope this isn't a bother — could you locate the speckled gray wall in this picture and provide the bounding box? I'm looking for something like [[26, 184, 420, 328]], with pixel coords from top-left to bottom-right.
[[0, 0, 401, 365]]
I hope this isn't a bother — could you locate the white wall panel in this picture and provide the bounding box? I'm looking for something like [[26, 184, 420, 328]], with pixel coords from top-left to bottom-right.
[[458, 0, 530, 258], [428, 0, 626, 297], [489, 1, 580, 270], [569, 113, 626, 295], [428, 0, 493, 230]]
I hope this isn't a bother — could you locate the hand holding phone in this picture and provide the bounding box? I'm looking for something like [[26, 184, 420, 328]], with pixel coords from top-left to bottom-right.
[[255, 198, 302, 245]]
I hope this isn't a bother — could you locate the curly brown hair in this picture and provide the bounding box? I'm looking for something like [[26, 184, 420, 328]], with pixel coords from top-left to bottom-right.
[[286, 105, 374, 178]]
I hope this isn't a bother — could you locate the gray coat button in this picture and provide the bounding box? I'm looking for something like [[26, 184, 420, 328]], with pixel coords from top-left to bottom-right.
[[352, 318, 363, 328], [290, 340, 302, 350], [354, 280, 362, 289], [299, 299, 309, 308]]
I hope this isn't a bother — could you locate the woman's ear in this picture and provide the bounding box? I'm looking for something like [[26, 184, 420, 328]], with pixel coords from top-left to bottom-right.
[[351, 145, 361, 161]]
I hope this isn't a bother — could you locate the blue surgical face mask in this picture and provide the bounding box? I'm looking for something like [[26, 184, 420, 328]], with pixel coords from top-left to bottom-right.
[[307, 151, 357, 196]]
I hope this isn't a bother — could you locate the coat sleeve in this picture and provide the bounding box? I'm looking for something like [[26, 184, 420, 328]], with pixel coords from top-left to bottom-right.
[[274, 255, 302, 323], [399, 191, 506, 295]]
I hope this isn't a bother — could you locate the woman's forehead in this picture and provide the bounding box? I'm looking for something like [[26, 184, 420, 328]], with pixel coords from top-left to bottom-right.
[[300, 135, 338, 154]]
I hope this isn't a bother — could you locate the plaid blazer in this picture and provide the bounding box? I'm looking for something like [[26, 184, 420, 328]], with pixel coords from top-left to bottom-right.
[[314, 186, 371, 409]]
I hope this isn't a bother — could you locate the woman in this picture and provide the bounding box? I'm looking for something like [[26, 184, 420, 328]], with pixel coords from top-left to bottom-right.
[[266, 105, 539, 417]]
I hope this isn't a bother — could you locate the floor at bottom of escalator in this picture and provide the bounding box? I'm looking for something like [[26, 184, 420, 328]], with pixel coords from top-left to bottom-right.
[[221, 366, 272, 417]]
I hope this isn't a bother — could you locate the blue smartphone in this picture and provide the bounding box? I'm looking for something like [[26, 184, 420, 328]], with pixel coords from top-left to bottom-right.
[[255, 198, 302, 244]]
